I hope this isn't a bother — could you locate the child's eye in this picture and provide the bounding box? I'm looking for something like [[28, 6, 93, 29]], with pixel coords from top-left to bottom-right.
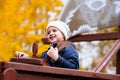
[[47, 29, 57, 35], [47, 31, 50, 35], [53, 29, 57, 32]]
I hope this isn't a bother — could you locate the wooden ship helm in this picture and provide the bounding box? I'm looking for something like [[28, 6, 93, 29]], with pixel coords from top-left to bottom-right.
[[10, 41, 51, 66]]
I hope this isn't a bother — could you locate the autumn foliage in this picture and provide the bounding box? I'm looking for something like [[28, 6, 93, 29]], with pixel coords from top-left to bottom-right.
[[0, 0, 63, 61]]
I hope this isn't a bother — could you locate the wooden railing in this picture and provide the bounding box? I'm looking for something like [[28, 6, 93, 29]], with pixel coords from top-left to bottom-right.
[[1, 62, 120, 80]]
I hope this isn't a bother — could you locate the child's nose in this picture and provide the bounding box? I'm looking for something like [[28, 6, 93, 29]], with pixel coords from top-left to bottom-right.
[[49, 31, 54, 35]]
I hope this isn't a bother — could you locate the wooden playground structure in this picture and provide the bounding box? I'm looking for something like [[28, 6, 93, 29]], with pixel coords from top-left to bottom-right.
[[0, 29, 120, 80]]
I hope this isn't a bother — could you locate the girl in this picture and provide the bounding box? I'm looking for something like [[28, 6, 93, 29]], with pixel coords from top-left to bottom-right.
[[15, 21, 79, 69]]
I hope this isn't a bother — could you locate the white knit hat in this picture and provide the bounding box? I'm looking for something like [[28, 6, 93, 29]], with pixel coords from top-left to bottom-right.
[[46, 21, 71, 40]]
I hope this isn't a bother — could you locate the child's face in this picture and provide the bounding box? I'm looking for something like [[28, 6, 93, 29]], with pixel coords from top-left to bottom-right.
[[47, 26, 65, 43]]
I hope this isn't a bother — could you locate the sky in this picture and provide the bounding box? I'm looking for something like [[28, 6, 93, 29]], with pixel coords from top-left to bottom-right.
[[61, 0, 68, 5]]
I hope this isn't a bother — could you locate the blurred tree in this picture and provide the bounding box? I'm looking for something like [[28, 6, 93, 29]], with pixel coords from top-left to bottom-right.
[[0, 0, 63, 61]]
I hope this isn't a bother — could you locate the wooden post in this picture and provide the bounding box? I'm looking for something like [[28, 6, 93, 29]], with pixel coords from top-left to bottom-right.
[[3, 68, 18, 80], [116, 50, 120, 74], [0, 63, 3, 80]]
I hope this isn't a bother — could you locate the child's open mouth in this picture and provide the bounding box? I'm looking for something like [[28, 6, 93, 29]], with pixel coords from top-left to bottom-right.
[[50, 35, 56, 40]]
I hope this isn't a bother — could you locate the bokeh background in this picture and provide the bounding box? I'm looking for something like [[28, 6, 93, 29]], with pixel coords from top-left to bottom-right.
[[0, 0, 63, 61]]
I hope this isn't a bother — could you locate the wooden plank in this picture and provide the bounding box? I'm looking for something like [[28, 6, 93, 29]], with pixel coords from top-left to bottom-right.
[[10, 58, 44, 65], [93, 40, 120, 72], [1, 62, 120, 80]]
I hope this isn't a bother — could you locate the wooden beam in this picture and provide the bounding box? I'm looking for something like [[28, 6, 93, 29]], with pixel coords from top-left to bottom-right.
[[68, 32, 120, 42], [42, 32, 120, 44], [93, 39, 120, 72]]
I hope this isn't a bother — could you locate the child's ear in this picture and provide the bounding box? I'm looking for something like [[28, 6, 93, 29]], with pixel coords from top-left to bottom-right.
[[63, 36, 65, 40], [61, 32, 65, 40]]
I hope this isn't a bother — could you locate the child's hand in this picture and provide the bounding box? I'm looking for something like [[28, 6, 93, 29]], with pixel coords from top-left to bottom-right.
[[47, 47, 58, 61], [15, 51, 30, 58]]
